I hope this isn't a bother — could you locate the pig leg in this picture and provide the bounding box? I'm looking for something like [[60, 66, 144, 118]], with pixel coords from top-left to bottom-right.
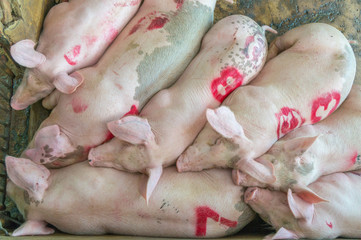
[[42, 90, 61, 110], [53, 71, 84, 94], [10, 40, 46, 68], [25, 125, 76, 164], [206, 107, 275, 183], [5, 156, 50, 202], [12, 220, 54, 236]]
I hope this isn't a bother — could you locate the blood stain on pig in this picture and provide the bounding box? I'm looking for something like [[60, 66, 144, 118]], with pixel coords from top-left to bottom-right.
[[64, 45, 81, 66], [174, 0, 184, 9], [326, 221, 333, 229], [72, 97, 88, 113], [276, 107, 305, 139], [147, 16, 169, 31], [310, 91, 341, 124], [211, 66, 244, 102]]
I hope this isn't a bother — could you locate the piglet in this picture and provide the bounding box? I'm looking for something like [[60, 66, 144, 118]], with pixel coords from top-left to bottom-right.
[[177, 23, 356, 185], [6, 0, 216, 187], [6, 157, 255, 238], [235, 84, 361, 203], [244, 170, 361, 239], [10, 0, 141, 110], [88, 15, 275, 202]]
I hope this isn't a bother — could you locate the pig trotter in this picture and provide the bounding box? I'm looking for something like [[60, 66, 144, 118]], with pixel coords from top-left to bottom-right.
[[12, 220, 54, 236], [10, 39, 46, 68]]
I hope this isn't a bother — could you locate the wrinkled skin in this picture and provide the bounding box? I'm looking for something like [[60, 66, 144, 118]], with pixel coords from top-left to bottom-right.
[[6, 161, 255, 237], [244, 171, 361, 239], [237, 85, 361, 202], [177, 23, 356, 185], [10, 0, 141, 110], [7, 0, 216, 174], [88, 15, 271, 201]]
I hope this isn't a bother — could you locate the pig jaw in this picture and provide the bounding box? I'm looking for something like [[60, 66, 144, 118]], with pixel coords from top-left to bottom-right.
[[11, 69, 53, 110], [244, 187, 302, 237]]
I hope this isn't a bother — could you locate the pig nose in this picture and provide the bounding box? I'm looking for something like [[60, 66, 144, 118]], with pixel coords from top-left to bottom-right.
[[244, 187, 258, 203], [176, 154, 188, 172], [10, 97, 27, 110], [88, 148, 97, 166]]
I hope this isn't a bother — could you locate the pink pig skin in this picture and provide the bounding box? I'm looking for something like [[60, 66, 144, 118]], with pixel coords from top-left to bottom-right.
[[6, 160, 255, 237], [236, 84, 361, 202], [177, 23, 356, 184], [88, 15, 273, 202], [7, 0, 216, 175], [10, 0, 141, 110], [244, 170, 361, 239]]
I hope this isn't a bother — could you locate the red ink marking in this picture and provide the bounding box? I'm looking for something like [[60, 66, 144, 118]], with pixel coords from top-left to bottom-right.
[[71, 97, 88, 114], [311, 91, 341, 124], [326, 221, 333, 229], [84, 36, 98, 47], [195, 206, 220, 237], [276, 107, 305, 139], [64, 45, 81, 66], [220, 217, 238, 227], [106, 27, 119, 43], [123, 105, 139, 117], [211, 66, 244, 102], [114, 0, 141, 7], [243, 34, 265, 61], [174, 0, 185, 9], [147, 16, 169, 30], [104, 131, 114, 143], [115, 83, 123, 90], [113, 71, 120, 76]]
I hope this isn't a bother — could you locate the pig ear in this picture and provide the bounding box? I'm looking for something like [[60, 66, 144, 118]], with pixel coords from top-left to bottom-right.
[[107, 116, 155, 145], [24, 148, 37, 160], [12, 220, 54, 236], [236, 158, 276, 184], [53, 71, 84, 94], [287, 189, 314, 224], [268, 227, 299, 239], [283, 136, 319, 153], [5, 156, 50, 202], [294, 186, 328, 204], [139, 166, 163, 205], [206, 106, 251, 143], [10, 39, 46, 68]]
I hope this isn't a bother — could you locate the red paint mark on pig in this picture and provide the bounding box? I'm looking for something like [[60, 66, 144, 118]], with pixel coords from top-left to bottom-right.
[[85, 36, 98, 47], [195, 206, 238, 237], [106, 27, 119, 43], [311, 91, 341, 124], [326, 221, 333, 229], [64, 45, 81, 66], [220, 217, 238, 227], [123, 105, 139, 117], [195, 206, 220, 236], [243, 34, 265, 61], [147, 16, 169, 30], [276, 107, 305, 139], [71, 97, 88, 114], [104, 131, 114, 143], [211, 67, 244, 102], [174, 0, 185, 9]]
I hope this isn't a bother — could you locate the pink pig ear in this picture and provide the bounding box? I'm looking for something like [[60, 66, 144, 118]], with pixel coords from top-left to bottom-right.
[[269, 227, 299, 239], [24, 148, 37, 161], [5, 156, 50, 202], [12, 220, 54, 236], [206, 106, 251, 144], [283, 135, 319, 153], [294, 186, 328, 204], [287, 189, 314, 224], [10, 39, 46, 68], [53, 71, 84, 94], [107, 116, 155, 145], [139, 166, 163, 205], [235, 157, 276, 184]]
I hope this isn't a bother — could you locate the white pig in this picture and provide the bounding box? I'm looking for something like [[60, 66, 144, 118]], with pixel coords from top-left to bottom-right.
[[244, 170, 361, 239], [6, 0, 216, 197], [5, 157, 255, 238], [177, 23, 356, 185], [10, 0, 141, 110], [88, 15, 275, 202], [235, 84, 361, 203]]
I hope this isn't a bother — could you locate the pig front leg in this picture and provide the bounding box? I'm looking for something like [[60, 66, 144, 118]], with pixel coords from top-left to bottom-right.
[[12, 220, 54, 237]]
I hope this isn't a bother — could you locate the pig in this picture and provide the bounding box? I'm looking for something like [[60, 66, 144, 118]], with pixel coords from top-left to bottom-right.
[[177, 23, 356, 185], [234, 84, 361, 203], [5, 156, 255, 238], [88, 15, 276, 202], [244, 170, 361, 239], [7, 0, 216, 198], [10, 0, 141, 110]]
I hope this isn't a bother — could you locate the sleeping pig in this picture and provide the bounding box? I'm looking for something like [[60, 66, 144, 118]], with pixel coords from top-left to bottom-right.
[[10, 0, 141, 110], [88, 14, 275, 202], [177, 23, 356, 185]]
